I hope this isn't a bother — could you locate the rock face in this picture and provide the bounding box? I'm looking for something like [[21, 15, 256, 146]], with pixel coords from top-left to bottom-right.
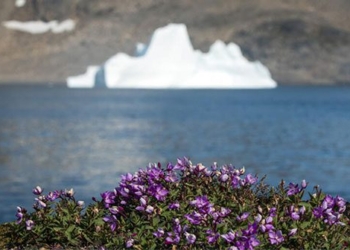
[[1, 0, 350, 85]]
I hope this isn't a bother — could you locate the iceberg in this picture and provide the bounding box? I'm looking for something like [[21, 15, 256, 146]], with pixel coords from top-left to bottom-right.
[[66, 66, 100, 88], [67, 23, 277, 89]]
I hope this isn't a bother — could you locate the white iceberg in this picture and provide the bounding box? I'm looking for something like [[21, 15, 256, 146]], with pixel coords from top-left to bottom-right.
[[67, 23, 277, 89], [3, 19, 75, 34], [66, 66, 100, 88]]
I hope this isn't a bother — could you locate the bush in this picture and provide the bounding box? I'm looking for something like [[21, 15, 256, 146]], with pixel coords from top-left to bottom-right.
[[2, 157, 350, 249]]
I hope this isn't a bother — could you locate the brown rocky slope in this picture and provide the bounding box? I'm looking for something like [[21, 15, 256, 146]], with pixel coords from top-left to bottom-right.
[[0, 0, 349, 85]]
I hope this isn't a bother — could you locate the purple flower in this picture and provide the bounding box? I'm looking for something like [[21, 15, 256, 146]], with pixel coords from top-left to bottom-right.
[[165, 172, 178, 182], [288, 228, 297, 236], [103, 215, 118, 231], [46, 190, 60, 201], [244, 235, 260, 249], [25, 220, 34, 230], [323, 195, 335, 208], [101, 190, 116, 208], [268, 207, 277, 217], [121, 173, 134, 182], [185, 211, 203, 225], [35, 196, 47, 208], [335, 196, 346, 211], [190, 195, 210, 208], [244, 174, 258, 185], [147, 165, 164, 182], [237, 212, 250, 222], [219, 207, 231, 217], [174, 157, 190, 171], [194, 163, 206, 173], [190, 195, 213, 213], [242, 222, 258, 236], [149, 185, 168, 201], [166, 162, 175, 171], [219, 173, 229, 182], [290, 212, 300, 221], [126, 239, 134, 248], [287, 183, 300, 196], [259, 216, 275, 233], [204, 169, 213, 176], [16, 212, 23, 224], [118, 187, 130, 198], [254, 213, 262, 223], [221, 230, 236, 243], [15, 207, 24, 224], [32, 186, 43, 195], [136, 196, 149, 212], [173, 218, 182, 234], [145, 205, 154, 214], [211, 162, 218, 171], [153, 228, 165, 238], [268, 230, 284, 245], [286, 205, 302, 221], [312, 206, 324, 218], [165, 232, 180, 245], [168, 202, 180, 210], [231, 176, 241, 188], [206, 229, 220, 244], [109, 206, 125, 215], [184, 232, 196, 244]]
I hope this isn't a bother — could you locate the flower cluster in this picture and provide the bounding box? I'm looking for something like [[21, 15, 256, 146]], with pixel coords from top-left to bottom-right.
[[6, 157, 350, 249], [313, 195, 347, 225], [287, 180, 307, 196]]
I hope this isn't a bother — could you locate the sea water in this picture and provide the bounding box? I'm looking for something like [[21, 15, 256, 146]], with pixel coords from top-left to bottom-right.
[[0, 85, 350, 223]]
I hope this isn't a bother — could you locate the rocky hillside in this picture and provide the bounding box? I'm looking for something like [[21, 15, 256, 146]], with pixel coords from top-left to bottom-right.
[[0, 0, 349, 85]]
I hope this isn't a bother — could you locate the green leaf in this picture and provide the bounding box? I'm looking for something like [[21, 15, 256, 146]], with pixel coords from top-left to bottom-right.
[[300, 221, 311, 229], [66, 224, 75, 234], [82, 232, 93, 243], [152, 216, 160, 227], [298, 201, 312, 208]]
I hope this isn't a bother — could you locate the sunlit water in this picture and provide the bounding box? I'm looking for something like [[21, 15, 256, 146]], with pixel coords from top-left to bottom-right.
[[1, 85, 350, 223]]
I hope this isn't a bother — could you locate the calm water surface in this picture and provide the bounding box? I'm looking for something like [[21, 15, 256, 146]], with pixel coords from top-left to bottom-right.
[[0, 85, 350, 223]]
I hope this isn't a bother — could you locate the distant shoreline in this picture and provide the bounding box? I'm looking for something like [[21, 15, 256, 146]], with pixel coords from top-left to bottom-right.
[[0, 81, 348, 87]]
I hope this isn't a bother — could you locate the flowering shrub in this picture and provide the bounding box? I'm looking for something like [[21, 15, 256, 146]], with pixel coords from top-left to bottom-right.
[[2, 157, 350, 249]]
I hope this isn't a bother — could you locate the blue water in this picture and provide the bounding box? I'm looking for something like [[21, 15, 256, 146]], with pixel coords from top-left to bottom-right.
[[0, 85, 350, 223]]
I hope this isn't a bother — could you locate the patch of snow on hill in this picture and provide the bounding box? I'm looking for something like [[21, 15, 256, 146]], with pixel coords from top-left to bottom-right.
[[15, 0, 26, 7], [3, 19, 76, 34]]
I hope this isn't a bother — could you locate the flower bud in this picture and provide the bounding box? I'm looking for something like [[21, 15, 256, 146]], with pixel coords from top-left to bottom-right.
[[65, 188, 74, 197], [25, 220, 34, 230], [288, 228, 297, 236], [301, 179, 307, 189], [32, 186, 43, 195], [239, 166, 245, 175], [93, 207, 99, 214], [77, 200, 85, 207], [75, 216, 81, 224]]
